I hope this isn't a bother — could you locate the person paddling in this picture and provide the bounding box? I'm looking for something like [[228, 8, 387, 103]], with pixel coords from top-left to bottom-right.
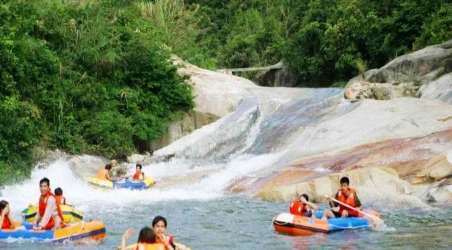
[[289, 193, 317, 217], [0, 200, 16, 230], [324, 176, 361, 218], [33, 178, 65, 230], [132, 164, 145, 181]]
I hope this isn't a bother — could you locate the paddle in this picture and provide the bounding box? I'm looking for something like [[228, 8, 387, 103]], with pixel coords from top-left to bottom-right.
[[326, 195, 384, 227]]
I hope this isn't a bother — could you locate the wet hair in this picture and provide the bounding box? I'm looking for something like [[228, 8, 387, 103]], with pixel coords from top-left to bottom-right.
[[340, 176, 350, 185], [301, 193, 309, 201], [40, 177, 50, 186], [0, 200, 8, 212], [105, 164, 112, 170], [136, 164, 142, 169], [137, 226, 156, 244], [152, 216, 167, 228], [54, 187, 63, 196]]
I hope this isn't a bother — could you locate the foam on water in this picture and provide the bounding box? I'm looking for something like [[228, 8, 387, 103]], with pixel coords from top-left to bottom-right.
[[1, 150, 285, 219], [0, 159, 220, 218]]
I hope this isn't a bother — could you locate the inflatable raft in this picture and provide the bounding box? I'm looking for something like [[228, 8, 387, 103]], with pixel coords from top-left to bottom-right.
[[22, 204, 83, 224], [0, 221, 106, 242], [273, 212, 371, 235], [87, 176, 155, 190]]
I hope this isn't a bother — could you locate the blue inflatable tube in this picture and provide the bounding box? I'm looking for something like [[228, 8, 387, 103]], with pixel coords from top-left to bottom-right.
[[0, 221, 106, 242], [113, 179, 148, 190], [314, 209, 370, 231]]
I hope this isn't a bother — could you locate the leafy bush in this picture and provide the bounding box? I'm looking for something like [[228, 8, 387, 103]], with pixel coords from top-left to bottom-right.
[[0, 0, 193, 183]]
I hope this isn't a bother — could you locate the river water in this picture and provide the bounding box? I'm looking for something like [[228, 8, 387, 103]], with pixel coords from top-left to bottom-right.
[[1, 160, 451, 250]]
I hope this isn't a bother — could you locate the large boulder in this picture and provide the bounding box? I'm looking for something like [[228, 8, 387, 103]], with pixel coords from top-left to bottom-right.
[[420, 72, 452, 105], [148, 57, 310, 151], [230, 128, 452, 206], [426, 178, 452, 203], [344, 80, 419, 101], [345, 39, 452, 102], [416, 154, 452, 182], [367, 39, 452, 84]]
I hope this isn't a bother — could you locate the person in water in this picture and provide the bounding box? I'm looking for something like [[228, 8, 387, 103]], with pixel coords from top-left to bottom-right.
[[120, 226, 165, 250], [33, 178, 65, 230], [54, 187, 66, 206], [152, 216, 175, 250], [324, 176, 362, 218], [289, 193, 317, 217], [132, 164, 145, 181], [97, 163, 113, 181], [0, 200, 16, 230]]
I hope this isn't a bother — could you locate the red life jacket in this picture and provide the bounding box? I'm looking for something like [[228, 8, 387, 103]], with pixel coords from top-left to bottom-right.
[[1, 214, 12, 230], [39, 192, 65, 230], [132, 170, 144, 181], [289, 200, 307, 216], [337, 188, 360, 217]]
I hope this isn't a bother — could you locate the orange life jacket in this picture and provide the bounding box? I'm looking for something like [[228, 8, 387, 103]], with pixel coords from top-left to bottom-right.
[[337, 188, 360, 217], [55, 195, 66, 206], [131, 243, 165, 250], [96, 169, 109, 180], [1, 214, 12, 230], [132, 170, 144, 181], [39, 192, 65, 230], [289, 200, 307, 216]]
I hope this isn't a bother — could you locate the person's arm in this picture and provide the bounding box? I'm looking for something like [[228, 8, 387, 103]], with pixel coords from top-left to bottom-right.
[[300, 197, 317, 210], [37, 196, 56, 229], [354, 192, 362, 208], [333, 192, 340, 207], [119, 228, 134, 250], [34, 201, 42, 225], [0, 211, 5, 230], [106, 171, 112, 181], [326, 193, 340, 212]]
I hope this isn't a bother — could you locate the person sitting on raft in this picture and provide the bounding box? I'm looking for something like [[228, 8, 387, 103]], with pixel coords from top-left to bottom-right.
[[152, 216, 176, 250], [289, 193, 317, 217], [120, 226, 165, 250], [54, 187, 66, 206], [132, 164, 145, 181], [324, 176, 362, 218], [0, 200, 16, 230], [33, 178, 65, 230], [97, 163, 113, 181]]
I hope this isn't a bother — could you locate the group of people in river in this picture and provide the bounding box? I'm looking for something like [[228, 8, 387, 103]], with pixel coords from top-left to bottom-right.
[[289, 176, 362, 219], [0, 178, 66, 231], [96, 161, 145, 182], [0, 176, 178, 250]]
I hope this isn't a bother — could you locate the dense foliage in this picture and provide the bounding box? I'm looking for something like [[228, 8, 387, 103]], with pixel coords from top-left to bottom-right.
[[0, 0, 193, 183], [185, 0, 452, 86]]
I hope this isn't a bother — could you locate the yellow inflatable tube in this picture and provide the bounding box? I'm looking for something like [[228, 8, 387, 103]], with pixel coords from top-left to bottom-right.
[[22, 204, 83, 224]]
